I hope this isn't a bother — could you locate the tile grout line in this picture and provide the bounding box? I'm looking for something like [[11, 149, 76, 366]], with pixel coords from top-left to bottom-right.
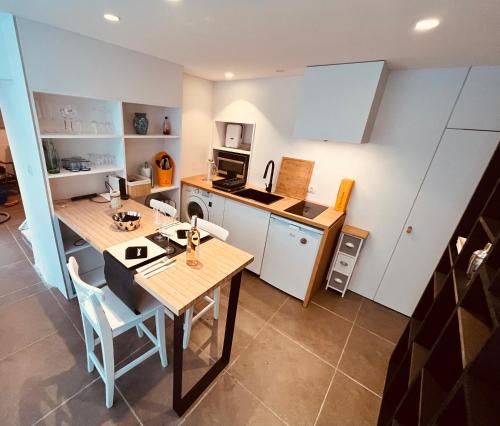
[[0, 330, 59, 363], [9, 225, 35, 266], [313, 369, 338, 426], [336, 369, 383, 398], [313, 298, 364, 426], [265, 322, 336, 368], [115, 384, 145, 426], [310, 300, 356, 324], [180, 376, 222, 423], [48, 286, 86, 342], [0, 280, 43, 300], [0, 256, 32, 270], [227, 296, 290, 370], [31, 377, 101, 425], [354, 323, 398, 346], [227, 371, 292, 426]]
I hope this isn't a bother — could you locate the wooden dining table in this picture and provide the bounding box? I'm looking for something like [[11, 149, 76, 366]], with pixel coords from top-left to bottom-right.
[[55, 197, 254, 415]]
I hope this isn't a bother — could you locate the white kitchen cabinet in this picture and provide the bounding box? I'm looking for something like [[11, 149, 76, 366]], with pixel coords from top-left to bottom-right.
[[293, 61, 387, 143], [448, 66, 500, 131], [222, 199, 271, 274], [374, 129, 499, 315], [261, 216, 323, 300]]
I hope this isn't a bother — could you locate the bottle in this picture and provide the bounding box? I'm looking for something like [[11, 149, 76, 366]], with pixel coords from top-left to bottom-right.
[[162, 116, 171, 135], [186, 215, 201, 266]]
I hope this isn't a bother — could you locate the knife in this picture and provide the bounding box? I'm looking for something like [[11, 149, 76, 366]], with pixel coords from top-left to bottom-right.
[[142, 258, 176, 277]]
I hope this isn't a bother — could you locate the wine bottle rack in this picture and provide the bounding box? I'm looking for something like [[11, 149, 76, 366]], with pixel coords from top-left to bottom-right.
[[378, 144, 500, 426]]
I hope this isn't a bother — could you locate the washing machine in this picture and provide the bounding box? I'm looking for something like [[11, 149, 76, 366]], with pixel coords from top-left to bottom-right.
[[181, 185, 225, 226]]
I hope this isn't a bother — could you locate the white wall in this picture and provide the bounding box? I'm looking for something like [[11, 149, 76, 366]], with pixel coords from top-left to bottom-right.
[[212, 68, 468, 299], [181, 74, 214, 177], [16, 18, 183, 107]]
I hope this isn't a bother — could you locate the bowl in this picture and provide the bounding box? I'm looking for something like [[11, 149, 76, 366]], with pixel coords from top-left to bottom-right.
[[112, 211, 141, 231]]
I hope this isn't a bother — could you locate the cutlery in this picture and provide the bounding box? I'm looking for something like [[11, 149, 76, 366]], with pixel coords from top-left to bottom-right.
[[143, 260, 176, 278], [138, 256, 175, 273]]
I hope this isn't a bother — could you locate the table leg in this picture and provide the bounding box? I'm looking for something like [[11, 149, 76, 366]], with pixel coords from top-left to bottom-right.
[[172, 270, 242, 416]]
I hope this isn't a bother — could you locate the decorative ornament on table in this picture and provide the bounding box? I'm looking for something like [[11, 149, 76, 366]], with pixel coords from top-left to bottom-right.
[[133, 113, 149, 135]]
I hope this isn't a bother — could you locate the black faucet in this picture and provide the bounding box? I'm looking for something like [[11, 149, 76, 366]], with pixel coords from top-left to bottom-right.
[[263, 160, 275, 193]]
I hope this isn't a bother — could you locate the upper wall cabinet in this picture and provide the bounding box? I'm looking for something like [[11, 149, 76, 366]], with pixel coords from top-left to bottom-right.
[[293, 61, 387, 143], [448, 66, 500, 131]]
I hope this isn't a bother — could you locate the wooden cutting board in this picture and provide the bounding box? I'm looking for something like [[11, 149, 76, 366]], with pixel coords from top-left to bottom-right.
[[275, 157, 315, 199]]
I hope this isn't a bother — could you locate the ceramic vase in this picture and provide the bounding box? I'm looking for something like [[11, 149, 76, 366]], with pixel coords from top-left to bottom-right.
[[133, 113, 148, 135]]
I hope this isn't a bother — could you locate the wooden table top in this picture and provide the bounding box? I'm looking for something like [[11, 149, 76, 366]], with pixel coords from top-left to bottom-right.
[[55, 197, 254, 315]]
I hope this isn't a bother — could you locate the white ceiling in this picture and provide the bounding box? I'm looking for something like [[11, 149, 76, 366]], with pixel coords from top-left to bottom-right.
[[1, 0, 500, 81]]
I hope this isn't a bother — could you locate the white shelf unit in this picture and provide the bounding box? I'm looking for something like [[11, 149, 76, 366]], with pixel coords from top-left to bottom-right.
[[124, 134, 179, 139], [31, 92, 183, 299], [212, 120, 255, 153], [122, 101, 181, 206]]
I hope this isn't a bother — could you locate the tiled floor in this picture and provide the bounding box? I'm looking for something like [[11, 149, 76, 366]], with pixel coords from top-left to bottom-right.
[[0, 202, 409, 425]]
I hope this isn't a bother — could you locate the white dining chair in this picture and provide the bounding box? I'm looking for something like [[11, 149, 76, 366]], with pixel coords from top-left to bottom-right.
[[150, 198, 177, 218], [164, 218, 229, 349], [67, 256, 168, 408]]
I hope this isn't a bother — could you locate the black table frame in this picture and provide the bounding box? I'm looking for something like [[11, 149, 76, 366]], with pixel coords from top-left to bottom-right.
[[172, 270, 242, 416]]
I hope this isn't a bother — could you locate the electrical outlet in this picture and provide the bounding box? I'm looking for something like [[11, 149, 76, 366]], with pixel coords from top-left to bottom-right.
[[308, 184, 315, 193]]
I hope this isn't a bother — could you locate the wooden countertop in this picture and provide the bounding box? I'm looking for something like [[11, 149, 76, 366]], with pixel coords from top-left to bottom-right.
[[55, 198, 254, 314], [181, 175, 344, 230]]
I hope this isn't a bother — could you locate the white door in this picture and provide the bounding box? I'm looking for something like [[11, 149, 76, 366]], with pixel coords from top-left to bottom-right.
[[222, 199, 270, 274], [261, 216, 323, 300], [375, 129, 499, 315]]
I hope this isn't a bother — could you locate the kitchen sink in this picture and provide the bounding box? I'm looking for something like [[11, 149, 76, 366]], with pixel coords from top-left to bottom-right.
[[234, 188, 284, 205]]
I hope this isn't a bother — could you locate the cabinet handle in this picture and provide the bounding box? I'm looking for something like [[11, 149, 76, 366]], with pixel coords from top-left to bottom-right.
[[340, 260, 348, 267], [334, 278, 343, 284], [345, 242, 355, 248], [300, 238, 307, 245], [406, 226, 413, 234]]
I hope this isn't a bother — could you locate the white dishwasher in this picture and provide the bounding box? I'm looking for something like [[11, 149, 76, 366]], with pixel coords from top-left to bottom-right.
[[260, 215, 323, 300]]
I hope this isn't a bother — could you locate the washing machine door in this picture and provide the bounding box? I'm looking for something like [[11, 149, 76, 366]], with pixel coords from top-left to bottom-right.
[[186, 196, 209, 222]]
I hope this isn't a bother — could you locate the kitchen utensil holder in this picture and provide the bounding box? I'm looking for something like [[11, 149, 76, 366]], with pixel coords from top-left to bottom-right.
[[154, 151, 175, 187]]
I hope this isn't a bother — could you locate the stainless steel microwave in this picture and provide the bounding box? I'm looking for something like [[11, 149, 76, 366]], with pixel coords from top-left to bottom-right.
[[216, 151, 249, 179]]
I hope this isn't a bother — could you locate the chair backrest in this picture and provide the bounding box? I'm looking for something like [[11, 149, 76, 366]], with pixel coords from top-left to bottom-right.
[[150, 199, 177, 218], [197, 218, 229, 241], [67, 257, 110, 336]]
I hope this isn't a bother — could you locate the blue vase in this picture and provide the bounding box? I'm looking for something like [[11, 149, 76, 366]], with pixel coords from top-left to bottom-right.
[[133, 113, 148, 135]]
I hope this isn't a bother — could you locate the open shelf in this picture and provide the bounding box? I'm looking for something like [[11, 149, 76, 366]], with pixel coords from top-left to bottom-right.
[[408, 342, 429, 385], [419, 369, 447, 426], [436, 386, 468, 426], [80, 267, 105, 287], [63, 236, 89, 255], [213, 146, 251, 155], [40, 133, 121, 139], [458, 275, 494, 366], [479, 216, 499, 244], [412, 278, 435, 323], [394, 374, 421, 426], [415, 274, 455, 349], [434, 271, 448, 297], [124, 134, 179, 139], [150, 184, 179, 194], [386, 323, 410, 389], [47, 165, 123, 179]]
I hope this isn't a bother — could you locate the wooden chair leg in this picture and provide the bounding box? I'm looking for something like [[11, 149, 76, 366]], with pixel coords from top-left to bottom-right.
[[155, 308, 168, 367], [136, 325, 144, 338], [213, 287, 220, 320], [81, 315, 95, 373], [101, 334, 115, 408], [183, 307, 194, 349]]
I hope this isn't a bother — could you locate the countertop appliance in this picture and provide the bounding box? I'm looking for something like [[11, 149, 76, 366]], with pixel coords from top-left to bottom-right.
[[216, 151, 249, 179], [260, 215, 323, 300], [284, 200, 328, 219], [225, 123, 243, 149], [212, 177, 246, 193], [181, 185, 225, 226]]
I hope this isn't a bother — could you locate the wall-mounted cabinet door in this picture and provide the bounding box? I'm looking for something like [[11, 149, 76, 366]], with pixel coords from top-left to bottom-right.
[[222, 199, 271, 274], [374, 129, 499, 315], [448, 66, 500, 131]]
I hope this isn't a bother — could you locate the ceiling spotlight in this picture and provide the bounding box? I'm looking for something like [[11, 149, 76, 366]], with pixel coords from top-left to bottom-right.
[[104, 14, 120, 23], [224, 72, 234, 79], [414, 18, 440, 32]]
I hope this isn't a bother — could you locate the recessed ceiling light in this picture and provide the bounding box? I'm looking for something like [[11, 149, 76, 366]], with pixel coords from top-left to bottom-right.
[[103, 14, 120, 23], [224, 72, 234, 79], [414, 18, 440, 32]]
